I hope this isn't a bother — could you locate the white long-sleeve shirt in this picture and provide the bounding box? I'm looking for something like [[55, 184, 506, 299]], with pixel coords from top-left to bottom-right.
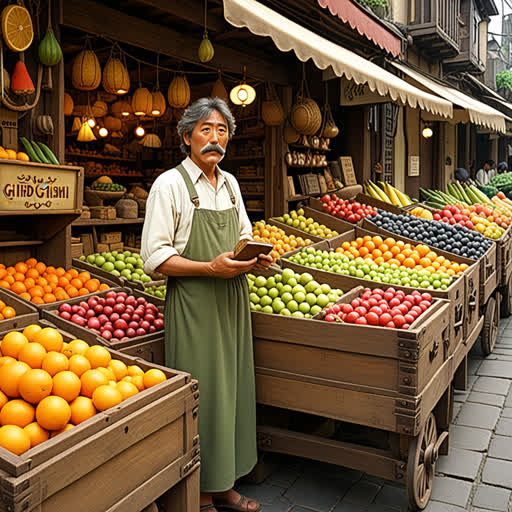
[[476, 168, 496, 185], [141, 157, 253, 273]]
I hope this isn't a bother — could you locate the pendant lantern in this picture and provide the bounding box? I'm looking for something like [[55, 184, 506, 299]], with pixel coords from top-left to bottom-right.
[[168, 74, 190, 108], [77, 121, 96, 142], [71, 40, 101, 91], [64, 93, 74, 116], [132, 88, 152, 116], [92, 100, 108, 118], [150, 55, 166, 117], [261, 82, 284, 126], [142, 133, 162, 148], [211, 72, 228, 102], [104, 115, 122, 131], [103, 45, 130, 95], [71, 116, 82, 133], [229, 66, 255, 107], [198, 1, 214, 63], [111, 99, 132, 118]]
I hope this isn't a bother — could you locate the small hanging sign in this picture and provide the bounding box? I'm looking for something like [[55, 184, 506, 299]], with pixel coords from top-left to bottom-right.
[[408, 156, 420, 177]]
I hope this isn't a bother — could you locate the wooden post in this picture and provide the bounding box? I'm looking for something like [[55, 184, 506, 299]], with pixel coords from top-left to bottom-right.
[[162, 466, 200, 512]]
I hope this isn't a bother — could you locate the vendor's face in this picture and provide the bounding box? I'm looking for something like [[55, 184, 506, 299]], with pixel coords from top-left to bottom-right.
[[183, 110, 229, 168]]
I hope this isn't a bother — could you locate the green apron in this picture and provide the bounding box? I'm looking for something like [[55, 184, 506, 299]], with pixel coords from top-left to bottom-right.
[[164, 164, 257, 492]]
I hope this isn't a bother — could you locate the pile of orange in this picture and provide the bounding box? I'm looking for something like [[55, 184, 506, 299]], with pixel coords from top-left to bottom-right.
[[0, 259, 110, 304], [0, 325, 167, 455], [0, 300, 16, 321], [253, 221, 313, 261], [335, 235, 469, 277]]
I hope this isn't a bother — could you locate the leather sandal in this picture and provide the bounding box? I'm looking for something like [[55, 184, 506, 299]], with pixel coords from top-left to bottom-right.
[[214, 494, 261, 512]]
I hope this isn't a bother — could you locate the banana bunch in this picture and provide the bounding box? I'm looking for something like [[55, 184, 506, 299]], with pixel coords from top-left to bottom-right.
[[364, 180, 412, 207]]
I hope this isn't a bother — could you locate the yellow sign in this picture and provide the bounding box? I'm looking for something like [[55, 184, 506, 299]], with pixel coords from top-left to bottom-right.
[[0, 164, 77, 212]]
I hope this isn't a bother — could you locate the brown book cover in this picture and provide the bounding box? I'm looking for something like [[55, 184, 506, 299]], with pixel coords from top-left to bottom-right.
[[233, 239, 273, 261]]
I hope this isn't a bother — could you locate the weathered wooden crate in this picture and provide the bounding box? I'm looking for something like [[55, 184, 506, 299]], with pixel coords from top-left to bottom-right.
[[0, 322, 198, 512], [253, 292, 451, 436], [280, 226, 476, 355], [496, 226, 512, 287], [479, 242, 497, 306], [39, 287, 164, 363], [72, 257, 127, 288], [0, 288, 38, 332]]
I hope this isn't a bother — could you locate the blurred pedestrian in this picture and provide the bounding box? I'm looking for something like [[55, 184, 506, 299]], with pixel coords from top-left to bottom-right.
[[497, 161, 508, 174], [454, 167, 469, 184], [476, 160, 496, 185]]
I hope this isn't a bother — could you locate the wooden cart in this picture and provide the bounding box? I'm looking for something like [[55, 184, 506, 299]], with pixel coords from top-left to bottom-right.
[[0, 318, 199, 512], [251, 276, 453, 511]]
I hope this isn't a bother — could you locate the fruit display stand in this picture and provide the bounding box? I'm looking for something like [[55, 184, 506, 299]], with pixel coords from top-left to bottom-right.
[[39, 288, 165, 366], [0, 289, 38, 331], [496, 226, 512, 317], [361, 217, 498, 354], [251, 274, 453, 510], [0, 162, 84, 269], [0, 319, 199, 512], [280, 226, 479, 359]]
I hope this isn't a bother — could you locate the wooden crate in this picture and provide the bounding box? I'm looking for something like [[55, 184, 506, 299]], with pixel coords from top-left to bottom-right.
[[71, 242, 84, 259], [280, 226, 476, 355], [90, 206, 116, 220], [100, 232, 122, 244], [479, 242, 497, 307], [0, 288, 39, 332], [0, 320, 198, 512], [39, 287, 164, 353], [496, 226, 512, 287], [72, 257, 125, 288]]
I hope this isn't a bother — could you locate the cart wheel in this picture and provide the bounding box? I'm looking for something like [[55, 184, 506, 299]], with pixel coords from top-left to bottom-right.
[[407, 413, 439, 511], [501, 274, 512, 318], [482, 296, 499, 356]]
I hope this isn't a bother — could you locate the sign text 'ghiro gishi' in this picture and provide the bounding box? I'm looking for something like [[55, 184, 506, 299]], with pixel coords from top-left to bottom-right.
[[0, 165, 77, 212]]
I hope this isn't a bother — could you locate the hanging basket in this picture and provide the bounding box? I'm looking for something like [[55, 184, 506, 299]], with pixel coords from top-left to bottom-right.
[[319, 84, 339, 138], [168, 74, 190, 108], [261, 83, 284, 126], [290, 68, 322, 135], [283, 119, 299, 144], [64, 93, 74, 116], [103, 46, 130, 95], [211, 75, 228, 102], [72, 40, 101, 91]]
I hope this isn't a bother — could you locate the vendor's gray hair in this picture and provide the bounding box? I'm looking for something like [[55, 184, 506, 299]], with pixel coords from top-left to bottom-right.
[[177, 97, 236, 155]]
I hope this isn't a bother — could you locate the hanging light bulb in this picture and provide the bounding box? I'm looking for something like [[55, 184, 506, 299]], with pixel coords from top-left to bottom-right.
[[422, 123, 433, 138], [99, 127, 108, 137], [230, 65, 256, 107], [87, 117, 96, 128], [135, 124, 145, 137]]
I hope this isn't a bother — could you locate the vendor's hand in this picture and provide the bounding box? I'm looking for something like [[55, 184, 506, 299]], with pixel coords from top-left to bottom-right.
[[208, 252, 257, 278], [253, 253, 273, 271]]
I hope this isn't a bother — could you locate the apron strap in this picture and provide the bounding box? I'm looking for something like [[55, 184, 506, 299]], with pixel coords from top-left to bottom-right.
[[223, 174, 237, 206], [176, 164, 200, 208]]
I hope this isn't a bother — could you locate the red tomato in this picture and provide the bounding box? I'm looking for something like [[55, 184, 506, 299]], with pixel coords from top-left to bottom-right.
[[369, 306, 383, 315], [345, 312, 360, 323], [379, 313, 392, 326], [393, 315, 406, 328], [366, 312, 379, 325], [355, 317, 368, 325], [355, 306, 367, 316]]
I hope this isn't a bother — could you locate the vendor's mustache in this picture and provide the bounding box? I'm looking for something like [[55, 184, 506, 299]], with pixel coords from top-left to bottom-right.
[[200, 143, 225, 156]]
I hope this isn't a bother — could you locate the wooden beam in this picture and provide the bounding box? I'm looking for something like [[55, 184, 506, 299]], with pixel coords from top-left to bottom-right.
[[135, 0, 227, 32], [62, 0, 290, 84]]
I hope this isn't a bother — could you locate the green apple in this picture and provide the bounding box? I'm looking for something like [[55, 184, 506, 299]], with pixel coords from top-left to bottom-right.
[[280, 308, 291, 316], [95, 255, 106, 267], [250, 293, 260, 304], [272, 299, 285, 314], [281, 268, 295, 284], [316, 294, 329, 307], [287, 300, 298, 313], [260, 296, 272, 307], [299, 302, 310, 314], [255, 276, 267, 288], [281, 292, 293, 304], [310, 305, 322, 315], [268, 287, 279, 299], [292, 311, 304, 318], [257, 287, 268, 298], [262, 305, 273, 314], [294, 291, 306, 303], [305, 293, 317, 306]]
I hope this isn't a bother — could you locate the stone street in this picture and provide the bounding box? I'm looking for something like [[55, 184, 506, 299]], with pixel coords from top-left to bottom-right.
[[238, 316, 512, 512]]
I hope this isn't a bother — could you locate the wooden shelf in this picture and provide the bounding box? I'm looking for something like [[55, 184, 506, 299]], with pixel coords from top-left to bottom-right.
[[85, 173, 144, 178], [232, 133, 264, 140], [246, 208, 265, 212], [72, 218, 145, 227], [0, 240, 44, 248], [287, 165, 328, 169], [227, 155, 264, 161], [287, 194, 309, 201], [65, 152, 136, 163], [237, 176, 264, 180], [242, 193, 264, 198]]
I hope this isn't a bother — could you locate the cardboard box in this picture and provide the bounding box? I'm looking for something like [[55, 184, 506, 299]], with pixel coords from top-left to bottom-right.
[[109, 242, 124, 252], [100, 231, 122, 244]]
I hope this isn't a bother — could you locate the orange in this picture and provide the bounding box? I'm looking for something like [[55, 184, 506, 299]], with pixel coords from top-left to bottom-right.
[[36, 396, 71, 431], [0, 425, 31, 454], [92, 385, 123, 411], [84, 278, 100, 292], [68, 355, 91, 377], [54, 290, 68, 301], [34, 262, 46, 275], [84, 346, 111, 369], [0, 270, 5, 281], [1, 331, 28, 358], [70, 396, 96, 425], [19, 292, 31, 301], [46, 274, 58, 287], [419, 258, 431, 268], [0, 356, 16, 368], [99, 284, 109, 291], [18, 343, 47, 369], [64, 339, 89, 358], [1, 307, 16, 319], [4, 275, 15, 285], [18, 324, 40, 342], [54, 267, 66, 277], [0, 391, 7, 410], [108, 360, 128, 381], [403, 258, 416, 269], [36, 277, 48, 288], [25, 268, 39, 280], [31, 297, 44, 305], [78, 288, 89, 296], [50, 424, 74, 438], [23, 277, 35, 289], [57, 277, 69, 288], [13, 272, 25, 282], [5, 267, 15, 275], [80, 369, 108, 398], [97, 367, 116, 381], [24, 421, 49, 447], [78, 272, 90, 282], [116, 381, 139, 400], [66, 286, 79, 298], [67, 268, 79, 278], [127, 365, 144, 377], [0, 280, 10, 289], [10, 282, 26, 295], [42, 352, 69, 376], [46, 266, 56, 274], [131, 375, 144, 391], [25, 258, 37, 268], [371, 249, 382, 259], [70, 278, 83, 290], [34, 328, 63, 352], [0, 399, 35, 427], [52, 371, 81, 402], [382, 251, 393, 261], [14, 262, 27, 274], [143, 369, 166, 389], [28, 286, 44, 298], [42, 293, 56, 303], [18, 369, 53, 404]]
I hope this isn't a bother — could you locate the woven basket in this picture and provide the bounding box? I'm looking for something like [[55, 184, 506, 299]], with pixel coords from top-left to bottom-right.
[[115, 198, 138, 218], [85, 188, 125, 207]]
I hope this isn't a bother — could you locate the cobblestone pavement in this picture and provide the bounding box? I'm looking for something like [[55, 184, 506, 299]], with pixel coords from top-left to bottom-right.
[[238, 316, 512, 512]]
